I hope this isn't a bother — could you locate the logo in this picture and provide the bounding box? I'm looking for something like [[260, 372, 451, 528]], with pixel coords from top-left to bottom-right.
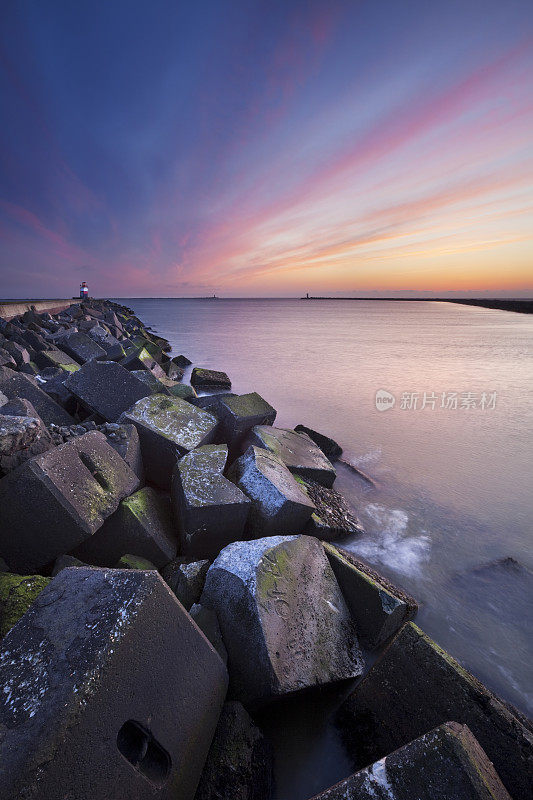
[[375, 389, 396, 411]]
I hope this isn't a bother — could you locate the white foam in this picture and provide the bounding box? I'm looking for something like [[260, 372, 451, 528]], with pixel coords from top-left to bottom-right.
[[349, 502, 430, 577]]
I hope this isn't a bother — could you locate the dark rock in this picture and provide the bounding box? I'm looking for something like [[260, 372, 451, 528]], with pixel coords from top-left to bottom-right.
[[115, 553, 157, 569], [0, 573, 50, 638], [218, 392, 277, 450], [51, 554, 86, 576], [65, 360, 150, 421], [87, 325, 125, 360], [294, 424, 343, 461], [73, 487, 177, 568], [34, 348, 81, 374], [191, 367, 232, 391], [0, 431, 140, 572], [195, 701, 273, 800], [130, 368, 170, 394], [0, 348, 17, 369], [56, 331, 107, 363], [121, 346, 166, 378], [323, 543, 418, 649], [2, 340, 30, 367], [335, 622, 533, 800], [0, 566, 228, 799], [161, 558, 210, 609], [0, 367, 74, 426], [119, 394, 218, 489], [172, 444, 250, 559], [189, 604, 228, 664], [245, 426, 336, 488], [201, 535, 364, 705], [162, 380, 197, 400], [228, 445, 315, 537], [172, 354, 192, 368], [310, 722, 512, 800], [301, 480, 364, 540], [190, 392, 235, 412], [163, 361, 184, 381], [0, 411, 53, 474], [103, 422, 144, 481]]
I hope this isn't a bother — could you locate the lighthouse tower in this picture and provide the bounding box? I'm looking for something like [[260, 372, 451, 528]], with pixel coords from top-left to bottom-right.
[[80, 281, 89, 300]]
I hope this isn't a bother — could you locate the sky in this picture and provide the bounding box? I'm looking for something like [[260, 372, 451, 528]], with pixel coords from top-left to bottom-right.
[[1, 0, 532, 298]]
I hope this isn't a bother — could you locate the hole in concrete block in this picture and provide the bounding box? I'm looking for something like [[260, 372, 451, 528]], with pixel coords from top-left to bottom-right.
[[117, 720, 171, 786], [78, 452, 110, 492]]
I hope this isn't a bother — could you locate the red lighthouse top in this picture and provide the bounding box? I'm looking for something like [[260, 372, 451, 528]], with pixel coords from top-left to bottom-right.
[[80, 281, 89, 299]]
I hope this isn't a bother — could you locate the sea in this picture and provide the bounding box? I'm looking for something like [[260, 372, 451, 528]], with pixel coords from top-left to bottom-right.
[[119, 297, 533, 799]]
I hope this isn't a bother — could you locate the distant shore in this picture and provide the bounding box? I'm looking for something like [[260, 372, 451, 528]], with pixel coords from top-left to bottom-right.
[[300, 297, 533, 314]]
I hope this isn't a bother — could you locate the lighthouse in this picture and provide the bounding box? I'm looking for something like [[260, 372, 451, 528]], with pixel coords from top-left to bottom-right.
[[80, 281, 89, 299]]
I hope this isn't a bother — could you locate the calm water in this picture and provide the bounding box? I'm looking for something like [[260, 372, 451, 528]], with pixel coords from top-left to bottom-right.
[[121, 298, 532, 798]]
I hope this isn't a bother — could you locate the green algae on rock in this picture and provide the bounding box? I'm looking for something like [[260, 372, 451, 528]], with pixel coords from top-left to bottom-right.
[[0, 573, 50, 638]]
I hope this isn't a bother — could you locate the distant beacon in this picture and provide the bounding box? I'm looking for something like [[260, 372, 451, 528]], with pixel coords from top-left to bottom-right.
[[80, 281, 89, 299]]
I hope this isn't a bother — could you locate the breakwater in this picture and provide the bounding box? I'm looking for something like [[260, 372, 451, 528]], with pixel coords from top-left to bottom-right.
[[0, 299, 531, 799], [0, 299, 74, 320]]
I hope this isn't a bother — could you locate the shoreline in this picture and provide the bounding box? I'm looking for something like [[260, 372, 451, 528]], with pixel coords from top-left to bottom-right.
[[0, 298, 530, 799], [299, 297, 533, 313]]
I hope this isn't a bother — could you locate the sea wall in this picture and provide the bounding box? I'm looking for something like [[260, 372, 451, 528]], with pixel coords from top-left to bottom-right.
[[0, 298, 73, 320]]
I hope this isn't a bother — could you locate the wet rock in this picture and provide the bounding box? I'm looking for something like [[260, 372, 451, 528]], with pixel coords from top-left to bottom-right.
[[51, 554, 86, 576], [56, 330, 107, 363], [120, 394, 218, 489], [195, 701, 273, 800], [161, 558, 210, 609], [189, 604, 228, 664], [73, 487, 177, 568], [218, 392, 277, 449], [245, 426, 336, 488], [0, 367, 74, 426], [228, 446, 315, 537], [0, 566, 229, 799], [191, 367, 232, 391], [201, 535, 364, 705], [310, 722, 512, 800], [65, 360, 150, 421], [294, 424, 342, 461], [335, 622, 533, 800], [0, 431, 140, 572], [172, 444, 250, 558], [323, 543, 418, 649], [0, 573, 50, 638], [301, 480, 364, 541]]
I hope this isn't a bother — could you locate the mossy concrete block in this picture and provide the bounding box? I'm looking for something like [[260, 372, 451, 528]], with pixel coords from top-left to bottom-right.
[[218, 392, 276, 449], [0, 567, 229, 799], [164, 381, 197, 401], [73, 487, 177, 568], [172, 444, 250, 558], [0, 431, 140, 572], [173, 354, 192, 367], [120, 394, 218, 489], [65, 359, 150, 421], [0, 573, 50, 638], [301, 480, 364, 541], [228, 446, 315, 537], [161, 558, 210, 609], [35, 349, 81, 374], [191, 367, 232, 391], [87, 325, 125, 359], [246, 426, 336, 488], [0, 366, 74, 426], [294, 424, 342, 461], [56, 331, 107, 363], [195, 701, 273, 800], [189, 604, 228, 664], [163, 361, 184, 381], [115, 553, 157, 570], [130, 368, 170, 395], [201, 535, 364, 705], [121, 346, 166, 378], [323, 543, 417, 649], [336, 622, 533, 800], [310, 722, 512, 800]]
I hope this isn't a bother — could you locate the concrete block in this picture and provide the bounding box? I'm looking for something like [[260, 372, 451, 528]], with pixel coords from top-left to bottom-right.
[[34, 348, 81, 374], [201, 535, 364, 705], [0, 431, 140, 572], [191, 367, 231, 391], [301, 481, 364, 541], [172, 444, 250, 558], [73, 487, 177, 568], [0, 567, 228, 799], [294, 424, 342, 461], [189, 604, 228, 664], [218, 392, 276, 449], [0, 367, 74, 426], [65, 360, 150, 421], [102, 422, 144, 481], [310, 722, 512, 800], [323, 543, 418, 649], [56, 331, 108, 363], [335, 622, 533, 800], [228, 445, 315, 537], [0, 573, 50, 638], [120, 394, 218, 489], [245, 426, 336, 488], [161, 558, 210, 609]]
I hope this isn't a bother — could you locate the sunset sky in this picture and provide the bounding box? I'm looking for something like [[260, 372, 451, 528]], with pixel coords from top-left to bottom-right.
[[1, 0, 532, 298]]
